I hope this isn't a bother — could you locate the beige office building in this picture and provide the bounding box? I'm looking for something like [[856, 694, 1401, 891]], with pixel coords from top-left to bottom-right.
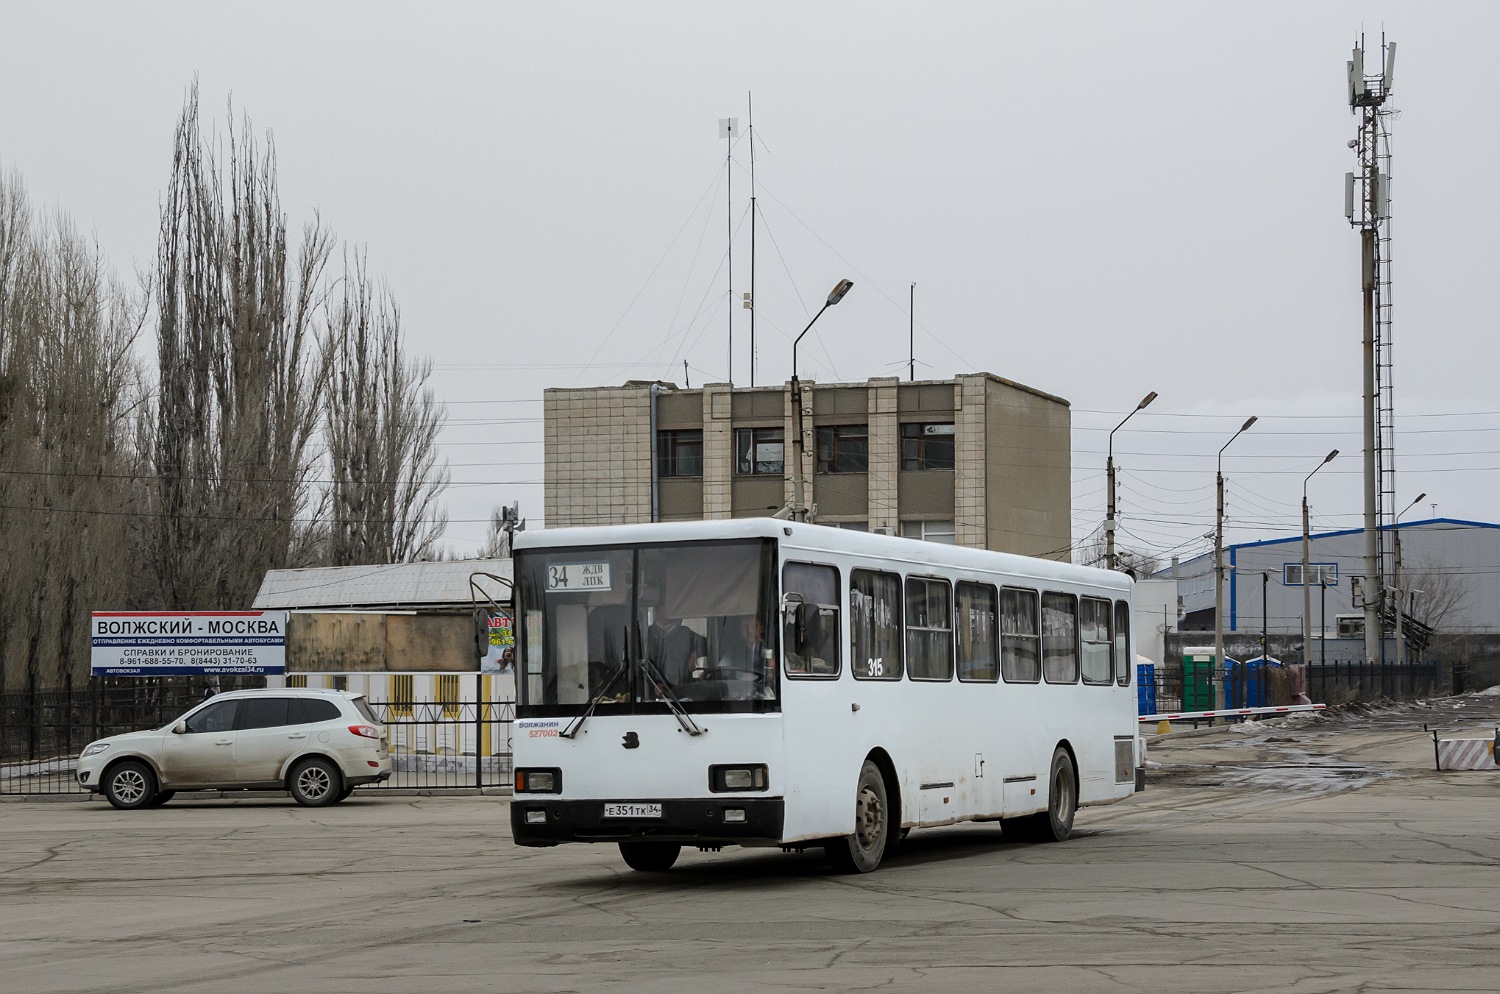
[[544, 373, 1072, 560]]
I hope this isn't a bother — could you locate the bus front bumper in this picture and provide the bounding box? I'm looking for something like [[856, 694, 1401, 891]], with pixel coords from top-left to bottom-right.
[[510, 797, 786, 847]]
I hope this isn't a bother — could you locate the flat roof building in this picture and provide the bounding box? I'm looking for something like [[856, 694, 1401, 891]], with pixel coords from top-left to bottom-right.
[[544, 373, 1072, 560]]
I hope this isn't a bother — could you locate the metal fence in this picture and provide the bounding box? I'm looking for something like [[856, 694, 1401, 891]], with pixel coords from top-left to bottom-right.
[[0, 681, 513, 796], [1136, 659, 1447, 718]]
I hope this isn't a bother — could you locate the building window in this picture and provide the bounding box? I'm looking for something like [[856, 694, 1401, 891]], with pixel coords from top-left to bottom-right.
[[735, 427, 784, 475], [830, 521, 868, 532], [391, 674, 414, 717], [816, 424, 868, 474], [438, 674, 461, 716], [900, 422, 955, 471], [900, 520, 956, 545], [1284, 562, 1338, 586], [657, 429, 703, 477]]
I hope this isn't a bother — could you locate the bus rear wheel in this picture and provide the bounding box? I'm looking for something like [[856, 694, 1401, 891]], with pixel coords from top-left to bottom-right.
[[826, 759, 890, 874], [1031, 747, 1076, 843], [619, 841, 681, 872]]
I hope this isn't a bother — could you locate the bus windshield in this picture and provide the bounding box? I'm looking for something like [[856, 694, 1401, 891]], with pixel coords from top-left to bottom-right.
[[515, 538, 779, 716]]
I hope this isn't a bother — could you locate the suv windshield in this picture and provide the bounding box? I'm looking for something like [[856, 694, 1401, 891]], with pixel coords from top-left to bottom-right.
[[515, 538, 779, 716]]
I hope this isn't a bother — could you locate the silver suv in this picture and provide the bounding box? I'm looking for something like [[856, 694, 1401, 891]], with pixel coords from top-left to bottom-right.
[[76, 688, 391, 809]]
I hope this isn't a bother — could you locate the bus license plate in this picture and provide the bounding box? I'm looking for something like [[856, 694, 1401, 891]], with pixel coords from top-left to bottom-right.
[[603, 803, 662, 819]]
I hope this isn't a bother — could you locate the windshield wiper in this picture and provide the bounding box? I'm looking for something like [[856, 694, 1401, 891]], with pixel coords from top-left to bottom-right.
[[639, 655, 707, 737], [560, 653, 630, 740]]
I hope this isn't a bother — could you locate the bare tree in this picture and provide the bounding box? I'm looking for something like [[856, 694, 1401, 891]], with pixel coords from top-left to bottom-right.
[[1401, 557, 1471, 634], [0, 168, 146, 691], [320, 251, 447, 565], [148, 85, 332, 609]]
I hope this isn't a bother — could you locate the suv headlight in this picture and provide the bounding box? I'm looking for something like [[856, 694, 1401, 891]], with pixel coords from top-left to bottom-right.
[[81, 742, 110, 758]]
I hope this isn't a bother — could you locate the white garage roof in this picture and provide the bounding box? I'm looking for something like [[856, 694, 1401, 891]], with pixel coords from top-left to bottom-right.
[[253, 559, 512, 610]]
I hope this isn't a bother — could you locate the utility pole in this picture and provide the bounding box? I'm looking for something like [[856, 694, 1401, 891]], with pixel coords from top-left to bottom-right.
[[788, 280, 854, 521], [1107, 391, 1157, 571], [1214, 416, 1257, 709]]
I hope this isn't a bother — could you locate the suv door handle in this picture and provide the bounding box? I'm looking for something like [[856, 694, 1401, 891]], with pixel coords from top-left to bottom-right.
[[287, 733, 307, 739], [214, 739, 232, 746]]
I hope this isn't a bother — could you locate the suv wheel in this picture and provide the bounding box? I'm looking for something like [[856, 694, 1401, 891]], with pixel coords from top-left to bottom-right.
[[104, 760, 157, 810], [288, 757, 342, 807]]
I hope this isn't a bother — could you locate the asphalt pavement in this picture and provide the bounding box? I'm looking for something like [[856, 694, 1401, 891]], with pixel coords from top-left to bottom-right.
[[3, 693, 1499, 993]]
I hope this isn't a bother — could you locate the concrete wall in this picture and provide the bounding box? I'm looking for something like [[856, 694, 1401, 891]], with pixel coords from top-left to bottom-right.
[[287, 613, 477, 673], [544, 384, 654, 527], [984, 376, 1071, 561]]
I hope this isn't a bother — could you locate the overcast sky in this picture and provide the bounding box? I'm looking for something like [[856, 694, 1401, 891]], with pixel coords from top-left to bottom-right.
[[3, 1, 1494, 563]]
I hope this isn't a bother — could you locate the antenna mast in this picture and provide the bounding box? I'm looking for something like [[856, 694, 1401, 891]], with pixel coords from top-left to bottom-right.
[[909, 283, 916, 381], [748, 93, 757, 387], [1345, 36, 1397, 665], [719, 116, 739, 384]]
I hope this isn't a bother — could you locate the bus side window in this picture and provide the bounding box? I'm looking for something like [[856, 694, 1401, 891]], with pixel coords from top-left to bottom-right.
[[1080, 597, 1113, 685], [852, 569, 903, 681], [1000, 587, 1040, 683], [782, 562, 841, 678], [1041, 592, 1079, 684], [906, 576, 953, 681], [956, 582, 999, 683], [1115, 600, 1131, 686]]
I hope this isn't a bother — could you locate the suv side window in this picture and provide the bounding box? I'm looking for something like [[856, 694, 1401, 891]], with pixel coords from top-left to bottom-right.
[[184, 700, 238, 734], [236, 697, 291, 730], [291, 698, 341, 724]]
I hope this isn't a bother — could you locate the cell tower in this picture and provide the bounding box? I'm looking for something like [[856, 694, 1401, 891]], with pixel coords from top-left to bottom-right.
[[1344, 37, 1397, 664]]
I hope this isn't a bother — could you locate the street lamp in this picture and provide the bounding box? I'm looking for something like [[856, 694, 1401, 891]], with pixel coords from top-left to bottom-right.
[[788, 279, 854, 521], [1214, 415, 1257, 709], [1393, 491, 1426, 665], [1106, 390, 1158, 571], [1301, 449, 1339, 666]]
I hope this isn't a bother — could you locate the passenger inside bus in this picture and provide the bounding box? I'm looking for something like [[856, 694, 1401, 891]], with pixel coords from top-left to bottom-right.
[[708, 615, 776, 700], [640, 581, 707, 688]]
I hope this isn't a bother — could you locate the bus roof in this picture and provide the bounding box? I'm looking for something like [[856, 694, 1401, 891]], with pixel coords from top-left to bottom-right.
[[513, 519, 1130, 596]]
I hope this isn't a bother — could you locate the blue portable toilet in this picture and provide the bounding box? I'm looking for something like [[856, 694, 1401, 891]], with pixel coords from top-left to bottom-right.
[[1229, 655, 1282, 708], [1136, 659, 1157, 716]]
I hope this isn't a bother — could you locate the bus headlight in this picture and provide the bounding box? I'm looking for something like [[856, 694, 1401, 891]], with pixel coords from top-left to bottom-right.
[[709, 764, 768, 792], [516, 768, 561, 793]]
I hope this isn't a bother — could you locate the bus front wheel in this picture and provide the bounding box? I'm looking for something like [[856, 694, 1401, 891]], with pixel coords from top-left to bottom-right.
[[619, 841, 681, 872], [825, 759, 890, 873]]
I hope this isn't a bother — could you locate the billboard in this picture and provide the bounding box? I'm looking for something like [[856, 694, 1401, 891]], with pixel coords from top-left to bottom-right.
[[91, 611, 288, 676]]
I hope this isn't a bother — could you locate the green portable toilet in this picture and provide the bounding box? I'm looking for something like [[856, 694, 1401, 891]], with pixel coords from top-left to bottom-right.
[[1182, 650, 1217, 712]]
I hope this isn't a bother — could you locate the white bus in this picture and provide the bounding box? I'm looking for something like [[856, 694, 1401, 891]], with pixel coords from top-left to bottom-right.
[[510, 519, 1142, 873]]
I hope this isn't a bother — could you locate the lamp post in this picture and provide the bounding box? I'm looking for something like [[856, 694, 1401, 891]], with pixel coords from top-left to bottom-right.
[[1301, 449, 1339, 667], [1106, 391, 1158, 571], [1215, 416, 1257, 709], [1393, 491, 1426, 665], [788, 279, 854, 522]]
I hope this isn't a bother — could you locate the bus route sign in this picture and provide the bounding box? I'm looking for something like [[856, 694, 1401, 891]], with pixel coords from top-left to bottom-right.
[[546, 563, 612, 592], [90, 611, 288, 676]]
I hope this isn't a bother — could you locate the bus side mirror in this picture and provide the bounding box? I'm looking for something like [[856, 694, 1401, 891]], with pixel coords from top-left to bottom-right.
[[782, 595, 807, 651], [473, 609, 491, 662]]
